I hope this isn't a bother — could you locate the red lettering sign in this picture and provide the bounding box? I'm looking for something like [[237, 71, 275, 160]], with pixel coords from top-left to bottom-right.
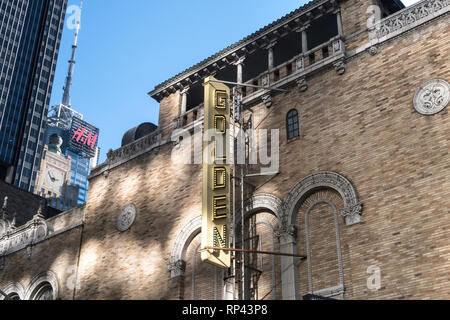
[[72, 127, 97, 150]]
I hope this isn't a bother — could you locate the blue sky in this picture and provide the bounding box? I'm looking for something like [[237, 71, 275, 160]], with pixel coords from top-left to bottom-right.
[[51, 0, 416, 164]]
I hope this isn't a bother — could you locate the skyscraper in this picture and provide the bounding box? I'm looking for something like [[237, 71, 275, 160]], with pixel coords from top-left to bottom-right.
[[44, 3, 100, 208], [0, 0, 68, 192]]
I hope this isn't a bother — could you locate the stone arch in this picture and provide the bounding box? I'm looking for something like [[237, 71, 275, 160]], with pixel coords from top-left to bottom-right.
[[168, 215, 201, 278], [284, 172, 363, 227], [25, 271, 59, 300], [0, 282, 25, 300], [237, 193, 283, 225]]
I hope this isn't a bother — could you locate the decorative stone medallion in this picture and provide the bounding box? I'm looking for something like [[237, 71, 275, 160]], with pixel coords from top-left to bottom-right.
[[414, 79, 450, 115], [116, 204, 137, 232]]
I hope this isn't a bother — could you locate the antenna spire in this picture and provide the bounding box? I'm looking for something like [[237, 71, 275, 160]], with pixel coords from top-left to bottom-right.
[[62, 2, 83, 106]]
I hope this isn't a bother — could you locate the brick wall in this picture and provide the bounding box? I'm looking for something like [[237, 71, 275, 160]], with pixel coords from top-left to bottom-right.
[[1, 0, 449, 301], [75, 8, 450, 300], [0, 206, 84, 300]]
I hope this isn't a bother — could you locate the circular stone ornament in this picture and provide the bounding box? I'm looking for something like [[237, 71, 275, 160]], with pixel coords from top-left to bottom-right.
[[414, 79, 450, 115], [116, 204, 137, 232]]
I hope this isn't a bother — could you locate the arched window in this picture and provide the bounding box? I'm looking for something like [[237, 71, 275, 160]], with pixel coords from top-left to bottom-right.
[[25, 271, 58, 300], [1, 283, 25, 300], [7, 293, 21, 300], [286, 109, 299, 139], [32, 282, 54, 300]]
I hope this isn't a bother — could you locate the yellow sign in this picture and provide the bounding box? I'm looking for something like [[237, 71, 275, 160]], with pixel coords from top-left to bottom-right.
[[201, 76, 231, 268]]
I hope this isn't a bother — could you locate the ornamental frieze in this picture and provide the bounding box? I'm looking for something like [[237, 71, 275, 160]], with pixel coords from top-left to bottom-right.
[[372, 0, 449, 40], [0, 214, 49, 257]]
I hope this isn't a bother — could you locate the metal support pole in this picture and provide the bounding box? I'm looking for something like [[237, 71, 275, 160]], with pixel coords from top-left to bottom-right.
[[240, 152, 245, 300], [232, 91, 237, 301], [204, 246, 306, 259]]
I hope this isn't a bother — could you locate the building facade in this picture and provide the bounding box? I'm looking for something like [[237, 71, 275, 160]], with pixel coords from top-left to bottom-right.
[[0, 0, 68, 192], [45, 106, 99, 208], [35, 138, 79, 211], [0, 0, 449, 300]]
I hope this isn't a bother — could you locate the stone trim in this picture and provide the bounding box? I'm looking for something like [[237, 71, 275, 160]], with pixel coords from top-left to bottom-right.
[[244, 193, 283, 220], [0, 214, 49, 257], [0, 282, 25, 300], [25, 271, 59, 300], [90, 133, 172, 180], [168, 215, 202, 278], [242, 51, 345, 107], [284, 172, 363, 226], [370, 0, 449, 42], [350, 0, 450, 58], [149, 0, 338, 100], [0, 215, 83, 258], [311, 284, 345, 300]]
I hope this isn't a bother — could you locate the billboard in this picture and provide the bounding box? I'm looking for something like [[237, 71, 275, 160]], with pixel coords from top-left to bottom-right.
[[201, 76, 231, 269], [69, 117, 99, 158]]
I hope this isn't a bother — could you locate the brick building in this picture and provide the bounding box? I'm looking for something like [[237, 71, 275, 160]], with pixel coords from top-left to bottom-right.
[[0, 0, 449, 300]]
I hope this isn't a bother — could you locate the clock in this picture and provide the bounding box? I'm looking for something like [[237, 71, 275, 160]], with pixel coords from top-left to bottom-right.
[[45, 168, 64, 193]]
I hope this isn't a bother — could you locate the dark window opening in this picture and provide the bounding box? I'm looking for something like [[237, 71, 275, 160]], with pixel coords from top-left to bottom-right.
[[273, 70, 280, 82], [186, 83, 203, 112], [322, 46, 329, 58], [273, 31, 303, 66], [309, 53, 315, 65], [215, 63, 237, 84], [286, 63, 293, 75], [307, 13, 338, 50], [287, 109, 299, 140], [242, 48, 267, 83]]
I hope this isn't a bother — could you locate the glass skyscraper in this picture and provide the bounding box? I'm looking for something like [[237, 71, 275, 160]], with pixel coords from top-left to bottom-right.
[[0, 0, 68, 192], [67, 149, 90, 205], [43, 4, 100, 208], [46, 105, 99, 207]]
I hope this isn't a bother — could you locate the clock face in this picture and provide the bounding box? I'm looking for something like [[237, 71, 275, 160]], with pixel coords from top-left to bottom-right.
[[45, 168, 64, 193]]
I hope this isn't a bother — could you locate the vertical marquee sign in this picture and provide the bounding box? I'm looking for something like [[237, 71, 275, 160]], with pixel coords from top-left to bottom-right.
[[201, 76, 231, 268]]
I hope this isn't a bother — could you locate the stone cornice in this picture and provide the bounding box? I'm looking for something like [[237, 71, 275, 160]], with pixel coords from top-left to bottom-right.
[[89, 130, 170, 180], [0, 214, 49, 257], [148, 0, 338, 101], [348, 0, 449, 60], [0, 207, 84, 258]]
